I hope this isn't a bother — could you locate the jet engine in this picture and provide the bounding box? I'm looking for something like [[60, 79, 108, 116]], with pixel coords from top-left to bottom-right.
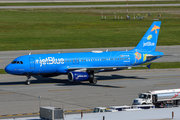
[[68, 71, 94, 82]]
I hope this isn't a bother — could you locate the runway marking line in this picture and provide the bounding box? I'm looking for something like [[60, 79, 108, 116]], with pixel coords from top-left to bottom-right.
[[0, 92, 14, 94], [48, 89, 71, 92], [0, 112, 39, 118], [0, 109, 94, 118], [155, 83, 175, 86]]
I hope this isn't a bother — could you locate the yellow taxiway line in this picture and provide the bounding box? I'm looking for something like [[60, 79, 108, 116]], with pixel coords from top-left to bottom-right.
[[0, 109, 94, 118]]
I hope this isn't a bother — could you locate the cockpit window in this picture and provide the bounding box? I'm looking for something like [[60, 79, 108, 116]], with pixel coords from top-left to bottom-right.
[[11, 61, 23, 64], [11, 61, 17, 64]]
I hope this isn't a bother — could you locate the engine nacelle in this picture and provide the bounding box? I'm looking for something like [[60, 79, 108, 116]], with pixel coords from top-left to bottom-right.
[[68, 71, 93, 82]]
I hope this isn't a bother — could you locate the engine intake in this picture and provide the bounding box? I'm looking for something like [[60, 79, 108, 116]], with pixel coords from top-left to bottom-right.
[[68, 71, 93, 82]]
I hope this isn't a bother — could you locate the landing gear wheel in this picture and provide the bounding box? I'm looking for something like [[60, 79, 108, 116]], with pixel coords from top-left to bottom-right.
[[26, 80, 30, 85], [89, 78, 97, 84]]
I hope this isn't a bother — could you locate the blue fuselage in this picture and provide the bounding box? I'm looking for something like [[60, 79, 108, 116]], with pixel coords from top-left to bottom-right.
[[5, 50, 163, 76]]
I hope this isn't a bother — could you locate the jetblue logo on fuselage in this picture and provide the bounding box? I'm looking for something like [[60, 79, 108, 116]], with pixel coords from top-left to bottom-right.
[[36, 57, 64, 67]]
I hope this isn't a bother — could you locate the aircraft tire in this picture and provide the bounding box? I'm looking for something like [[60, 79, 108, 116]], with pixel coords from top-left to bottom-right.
[[26, 80, 30, 85], [89, 78, 97, 84]]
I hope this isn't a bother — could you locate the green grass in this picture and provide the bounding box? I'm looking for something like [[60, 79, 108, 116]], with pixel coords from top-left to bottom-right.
[[132, 62, 180, 70], [0, 69, 6, 74], [1, 62, 180, 74], [0, 1, 180, 6], [0, 7, 180, 51]]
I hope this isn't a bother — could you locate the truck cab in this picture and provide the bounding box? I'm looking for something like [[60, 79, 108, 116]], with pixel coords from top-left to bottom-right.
[[133, 93, 152, 105]]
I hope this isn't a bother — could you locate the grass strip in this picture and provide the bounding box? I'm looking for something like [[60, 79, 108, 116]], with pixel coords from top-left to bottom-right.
[[132, 62, 180, 70], [0, 1, 180, 6], [0, 69, 6, 74], [0, 7, 180, 51], [0, 62, 180, 74]]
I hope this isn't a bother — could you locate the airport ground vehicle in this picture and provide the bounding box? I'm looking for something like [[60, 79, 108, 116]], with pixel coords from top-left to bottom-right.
[[93, 107, 107, 113], [133, 89, 180, 107], [93, 106, 131, 113], [107, 105, 131, 112]]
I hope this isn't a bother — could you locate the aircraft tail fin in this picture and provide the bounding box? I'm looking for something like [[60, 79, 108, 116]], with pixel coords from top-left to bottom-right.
[[132, 21, 161, 52]]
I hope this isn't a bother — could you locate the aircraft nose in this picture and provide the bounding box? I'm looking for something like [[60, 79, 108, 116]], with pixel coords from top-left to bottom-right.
[[5, 64, 13, 74]]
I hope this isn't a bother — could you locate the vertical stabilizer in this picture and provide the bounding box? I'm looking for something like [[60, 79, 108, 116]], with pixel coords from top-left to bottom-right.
[[132, 21, 161, 52]]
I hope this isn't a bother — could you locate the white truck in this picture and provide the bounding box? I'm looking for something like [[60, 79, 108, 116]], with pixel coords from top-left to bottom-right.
[[133, 89, 180, 108]]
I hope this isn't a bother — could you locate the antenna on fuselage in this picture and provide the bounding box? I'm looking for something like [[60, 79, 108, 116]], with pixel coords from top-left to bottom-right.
[[106, 49, 108, 52], [58, 52, 60, 54], [29, 52, 31, 55]]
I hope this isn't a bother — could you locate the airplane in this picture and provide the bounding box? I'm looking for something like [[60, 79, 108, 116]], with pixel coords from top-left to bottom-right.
[[5, 21, 163, 85]]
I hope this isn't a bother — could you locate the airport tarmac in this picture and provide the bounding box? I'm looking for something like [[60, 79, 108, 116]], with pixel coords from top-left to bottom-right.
[[1, 45, 180, 69], [0, 68, 180, 117]]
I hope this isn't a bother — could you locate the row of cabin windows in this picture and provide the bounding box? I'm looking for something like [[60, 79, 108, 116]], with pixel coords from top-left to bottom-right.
[[11, 61, 23, 64], [63, 57, 130, 63]]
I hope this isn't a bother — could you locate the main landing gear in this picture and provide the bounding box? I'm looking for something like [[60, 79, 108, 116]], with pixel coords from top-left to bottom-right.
[[88, 72, 97, 84], [26, 75, 31, 85]]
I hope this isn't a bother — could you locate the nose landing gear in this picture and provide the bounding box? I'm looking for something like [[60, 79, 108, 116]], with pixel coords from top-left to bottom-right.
[[26, 75, 31, 85]]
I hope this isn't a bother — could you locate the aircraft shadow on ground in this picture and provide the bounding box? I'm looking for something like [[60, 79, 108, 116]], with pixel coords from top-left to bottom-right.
[[0, 75, 146, 88], [96, 74, 146, 81]]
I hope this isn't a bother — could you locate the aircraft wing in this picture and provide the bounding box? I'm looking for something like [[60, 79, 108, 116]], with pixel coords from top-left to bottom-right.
[[68, 65, 148, 73]]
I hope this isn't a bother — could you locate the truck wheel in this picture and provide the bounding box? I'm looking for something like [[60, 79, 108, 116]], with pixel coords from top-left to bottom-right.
[[177, 100, 180, 105]]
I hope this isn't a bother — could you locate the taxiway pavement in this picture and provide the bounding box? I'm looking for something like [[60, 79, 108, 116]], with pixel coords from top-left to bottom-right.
[[0, 68, 180, 116]]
